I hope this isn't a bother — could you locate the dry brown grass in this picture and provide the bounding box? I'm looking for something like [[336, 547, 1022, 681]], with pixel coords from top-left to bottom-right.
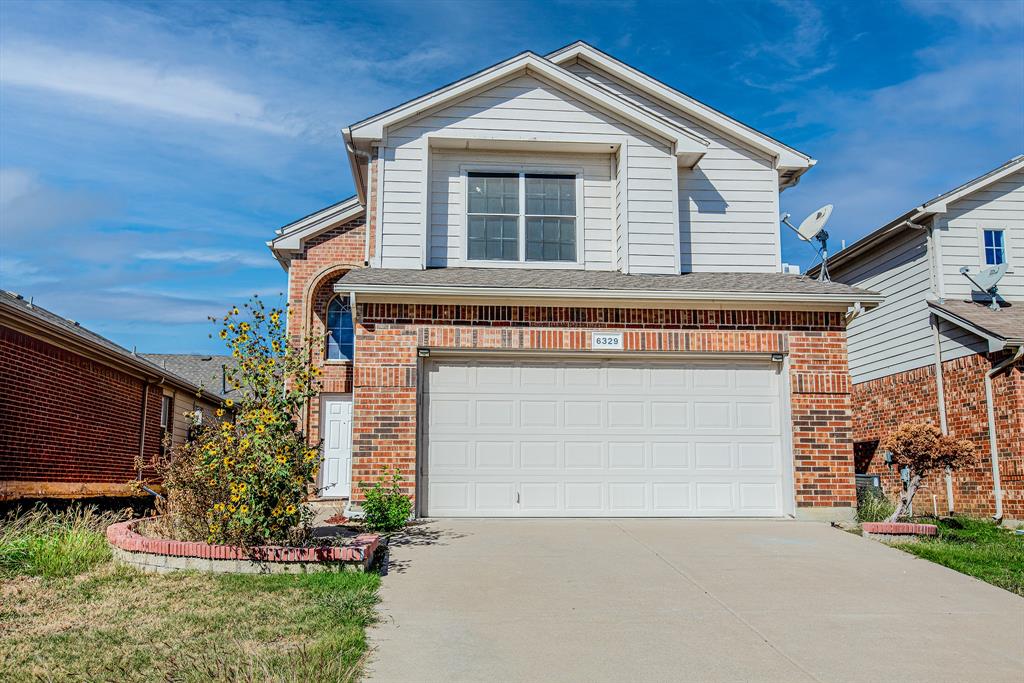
[[0, 561, 380, 682]]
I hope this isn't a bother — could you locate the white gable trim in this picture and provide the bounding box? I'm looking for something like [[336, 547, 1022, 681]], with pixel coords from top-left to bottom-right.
[[921, 155, 1024, 214], [546, 42, 813, 172], [346, 51, 709, 166], [268, 196, 365, 265]]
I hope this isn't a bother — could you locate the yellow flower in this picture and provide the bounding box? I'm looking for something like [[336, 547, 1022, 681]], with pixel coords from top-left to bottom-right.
[[208, 462, 217, 471], [219, 329, 228, 340], [224, 399, 234, 408], [232, 307, 239, 315], [214, 503, 225, 512], [223, 457, 234, 467], [240, 322, 250, 332], [304, 450, 317, 462], [238, 483, 247, 492], [220, 421, 232, 431], [216, 409, 224, 417], [270, 313, 280, 324], [272, 507, 282, 517], [228, 505, 236, 513], [255, 424, 266, 434], [286, 505, 296, 514], [239, 505, 249, 514], [276, 454, 287, 464], [239, 438, 250, 452]]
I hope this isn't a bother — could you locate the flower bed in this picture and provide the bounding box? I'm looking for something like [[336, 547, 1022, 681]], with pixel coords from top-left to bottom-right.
[[107, 519, 379, 574]]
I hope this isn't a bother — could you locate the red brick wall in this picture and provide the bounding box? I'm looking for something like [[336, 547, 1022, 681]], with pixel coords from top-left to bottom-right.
[[350, 304, 856, 515], [0, 325, 162, 487], [852, 353, 1024, 519]]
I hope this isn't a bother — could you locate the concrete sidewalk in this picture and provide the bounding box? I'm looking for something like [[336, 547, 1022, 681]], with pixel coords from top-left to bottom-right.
[[367, 519, 1024, 682]]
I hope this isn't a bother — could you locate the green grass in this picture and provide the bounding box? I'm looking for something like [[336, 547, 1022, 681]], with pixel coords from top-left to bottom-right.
[[856, 488, 896, 523], [0, 505, 121, 579], [896, 517, 1024, 596], [0, 507, 381, 682]]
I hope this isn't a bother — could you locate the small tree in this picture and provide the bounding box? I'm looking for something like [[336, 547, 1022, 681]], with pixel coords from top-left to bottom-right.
[[157, 297, 323, 546], [878, 423, 975, 522]]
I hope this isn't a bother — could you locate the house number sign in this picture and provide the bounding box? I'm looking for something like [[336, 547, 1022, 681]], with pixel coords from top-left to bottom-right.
[[591, 332, 624, 350]]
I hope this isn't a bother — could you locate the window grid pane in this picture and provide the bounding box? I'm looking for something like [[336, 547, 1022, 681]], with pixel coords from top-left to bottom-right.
[[983, 230, 1006, 265], [525, 217, 576, 262], [469, 216, 518, 261], [326, 298, 354, 360]]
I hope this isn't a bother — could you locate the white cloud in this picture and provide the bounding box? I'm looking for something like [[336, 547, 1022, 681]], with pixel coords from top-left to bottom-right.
[[903, 0, 1024, 30], [0, 41, 295, 135], [0, 255, 58, 287], [137, 248, 275, 268]]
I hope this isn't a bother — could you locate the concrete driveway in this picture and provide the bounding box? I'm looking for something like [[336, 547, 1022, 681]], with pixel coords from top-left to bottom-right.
[[367, 519, 1024, 682]]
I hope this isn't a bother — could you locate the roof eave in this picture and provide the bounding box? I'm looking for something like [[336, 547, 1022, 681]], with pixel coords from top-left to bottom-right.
[[546, 42, 813, 169], [0, 300, 222, 403], [926, 301, 1021, 352], [334, 282, 883, 311], [346, 51, 710, 162]]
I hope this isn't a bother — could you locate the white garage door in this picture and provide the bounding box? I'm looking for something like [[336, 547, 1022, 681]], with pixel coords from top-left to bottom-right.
[[422, 357, 790, 517]]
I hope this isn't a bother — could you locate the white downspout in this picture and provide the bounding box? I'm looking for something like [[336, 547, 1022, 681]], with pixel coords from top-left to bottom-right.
[[984, 345, 1023, 521], [931, 315, 954, 513]]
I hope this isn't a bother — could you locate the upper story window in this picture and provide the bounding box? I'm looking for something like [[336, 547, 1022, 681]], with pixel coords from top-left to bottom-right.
[[326, 296, 354, 361], [467, 172, 577, 263], [983, 229, 1006, 265]]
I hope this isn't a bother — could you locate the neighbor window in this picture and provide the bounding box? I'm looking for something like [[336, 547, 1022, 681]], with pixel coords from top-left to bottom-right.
[[326, 296, 354, 361], [983, 229, 1006, 265], [467, 172, 577, 262], [160, 395, 173, 455]]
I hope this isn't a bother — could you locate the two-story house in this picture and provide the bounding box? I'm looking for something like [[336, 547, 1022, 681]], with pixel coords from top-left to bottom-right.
[[268, 42, 881, 521], [820, 156, 1024, 520]]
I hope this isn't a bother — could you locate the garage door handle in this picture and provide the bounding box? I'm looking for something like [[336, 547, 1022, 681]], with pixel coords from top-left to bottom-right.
[[516, 491, 520, 504]]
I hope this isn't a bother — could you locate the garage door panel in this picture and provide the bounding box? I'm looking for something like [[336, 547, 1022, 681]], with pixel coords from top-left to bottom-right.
[[424, 358, 788, 517]]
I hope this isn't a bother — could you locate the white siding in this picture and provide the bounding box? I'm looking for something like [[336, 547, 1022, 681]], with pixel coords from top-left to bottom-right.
[[427, 150, 614, 268], [938, 170, 1024, 300], [381, 74, 678, 272], [565, 60, 781, 273], [831, 228, 935, 383], [938, 318, 988, 363]]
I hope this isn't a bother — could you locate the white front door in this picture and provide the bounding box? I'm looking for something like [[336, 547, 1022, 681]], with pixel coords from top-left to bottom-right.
[[320, 395, 353, 498], [423, 358, 789, 517]]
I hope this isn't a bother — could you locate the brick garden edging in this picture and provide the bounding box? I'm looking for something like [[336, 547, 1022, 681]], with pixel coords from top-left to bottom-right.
[[862, 522, 938, 544], [107, 519, 379, 574]]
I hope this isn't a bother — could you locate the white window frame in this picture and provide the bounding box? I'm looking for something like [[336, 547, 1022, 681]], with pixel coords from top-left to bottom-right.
[[980, 227, 1008, 266], [461, 163, 584, 268]]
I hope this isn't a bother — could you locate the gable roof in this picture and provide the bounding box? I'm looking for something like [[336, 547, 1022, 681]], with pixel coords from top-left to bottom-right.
[[815, 155, 1024, 276], [0, 290, 222, 404], [928, 299, 1024, 351], [546, 41, 814, 180], [268, 195, 364, 268], [346, 50, 710, 165]]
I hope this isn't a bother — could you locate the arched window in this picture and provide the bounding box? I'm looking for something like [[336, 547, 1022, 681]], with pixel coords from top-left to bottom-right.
[[326, 296, 354, 361]]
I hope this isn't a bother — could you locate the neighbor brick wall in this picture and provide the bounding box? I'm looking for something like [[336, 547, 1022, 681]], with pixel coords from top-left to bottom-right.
[[852, 353, 1024, 519], [349, 304, 857, 514], [0, 325, 162, 488]]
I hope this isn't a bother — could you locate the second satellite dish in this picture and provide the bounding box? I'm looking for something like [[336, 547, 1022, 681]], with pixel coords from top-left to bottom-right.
[[960, 263, 1008, 311], [781, 204, 834, 281]]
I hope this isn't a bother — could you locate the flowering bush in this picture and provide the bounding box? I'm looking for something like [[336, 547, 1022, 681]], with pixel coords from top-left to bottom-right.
[[878, 422, 975, 522], [156, 297, 323, 547], [359, 468, 413, 533]]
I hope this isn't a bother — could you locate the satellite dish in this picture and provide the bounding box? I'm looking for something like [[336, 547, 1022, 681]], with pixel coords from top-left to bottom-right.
[[960, 263, 1008, 311], [781, 204, 834, 281]]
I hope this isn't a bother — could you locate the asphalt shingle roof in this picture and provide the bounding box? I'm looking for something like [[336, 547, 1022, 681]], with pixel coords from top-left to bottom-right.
[[336, 267, 877, 297], [929, 299, 1024, 344], [143, 354, 240, 399]]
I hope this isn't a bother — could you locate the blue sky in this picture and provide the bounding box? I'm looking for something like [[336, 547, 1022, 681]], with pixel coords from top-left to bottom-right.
[[1, 0, 1021, 353]]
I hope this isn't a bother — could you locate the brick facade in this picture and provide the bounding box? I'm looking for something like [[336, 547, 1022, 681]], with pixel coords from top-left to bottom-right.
[[852, 353, 1024, 519], [348, 304, 856, 516], [0, 325, 163, 494]]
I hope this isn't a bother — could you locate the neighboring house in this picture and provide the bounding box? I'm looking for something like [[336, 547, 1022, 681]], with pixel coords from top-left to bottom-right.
[[819, 156, 1024, 520], [143, 354, 240, 401], [0, 290, 223, 501], [268, 41, 882, 521]]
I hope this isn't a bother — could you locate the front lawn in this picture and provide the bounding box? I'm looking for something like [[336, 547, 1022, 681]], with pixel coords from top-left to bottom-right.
[[896, 517, 1024, 597], [0, 506, 380, 682]]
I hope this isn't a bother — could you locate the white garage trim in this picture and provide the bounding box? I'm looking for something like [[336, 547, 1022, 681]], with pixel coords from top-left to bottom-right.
[[417, 354, 795, 518]]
